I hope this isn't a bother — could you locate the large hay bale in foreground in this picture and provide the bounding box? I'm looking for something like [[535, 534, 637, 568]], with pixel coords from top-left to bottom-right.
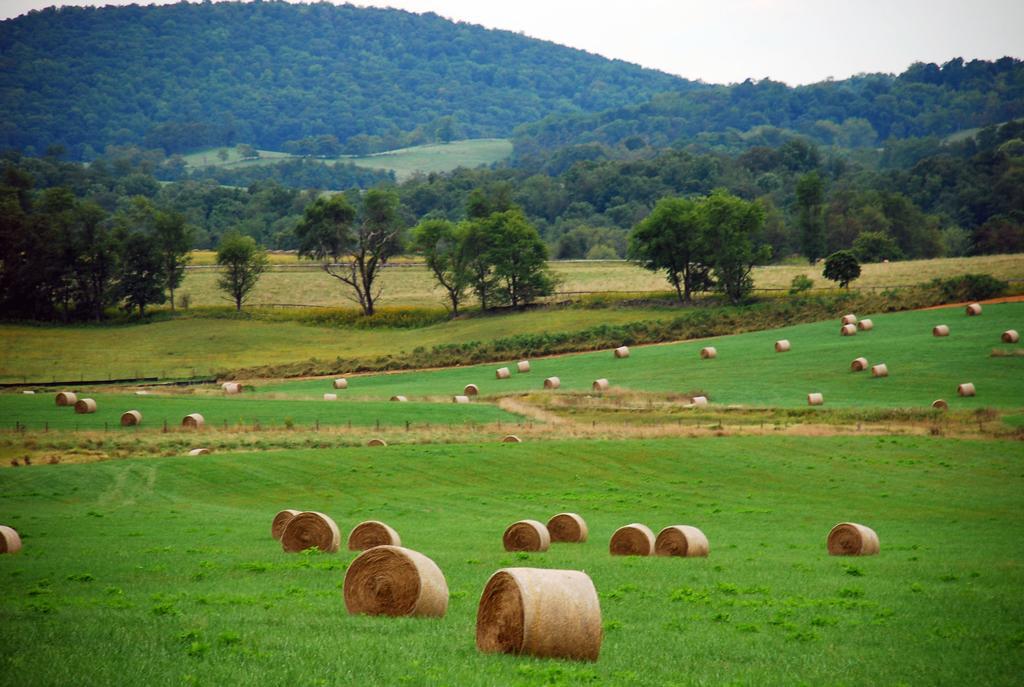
[[496, 367, 511, 380], [187, 448, 210, 456], [841, 324, 857, 336], [691, 396, 709, 407], [957, 382, 976, 397], [933, 325, 950, 337], [344, 545, 448, 617], [517, 360, 531, 373], [476, 567, 602, 662], [931, 399, 948, 410], [281, 511, 340, 553], [609, 523, 655, 556], [333, 378, 348, 389], [966, 303, 982, 316], [850, 357, 869, 372], [543, 377, 560, 390], [614, 346, 630, 359], [841, 314, 857, 325], [700, 346, 717, 359], [502, 435, 522, 443], [182, 413, 204, 429], [367, 438, 388, 447], [0, 526, 22, 554], [503, 520, 550, 552], [348, 520, 402, 551], [464, 384, 480, 396], [655, 525, 709, 557], [453, 395, 470, 404], [807, 392, 824, 406], [1002, 329, 1020, 344], [871, 363, 889, 378], [55, 391, 77, 406], [857, 319, 874, 331], [120, 410, 142, 427], [271, 509, 301, 540], [827, 522, 879, 556], [775, 339, 791, 352], [390, 395, 408, 402], [546, 513, 588, 543], [74, 398, 97, 414], [222, 382, 241, 394], [592, 378, 609, 392]]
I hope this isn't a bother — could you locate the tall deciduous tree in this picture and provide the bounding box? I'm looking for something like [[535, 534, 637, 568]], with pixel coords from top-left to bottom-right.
[[483, 210, 554, 307], [117, 230, 166, 317], [796, 172, 825, 263], [153, 210, 194, 310], [823, 250, 861, 288], [628, 196, 711, 303], [216, 231, 268, 311], [701, 190, 770, 304], [412, 218, 470, 316]]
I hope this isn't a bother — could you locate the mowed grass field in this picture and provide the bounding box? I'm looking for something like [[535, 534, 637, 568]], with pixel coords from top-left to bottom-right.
[[1, 436, 1022, 685]]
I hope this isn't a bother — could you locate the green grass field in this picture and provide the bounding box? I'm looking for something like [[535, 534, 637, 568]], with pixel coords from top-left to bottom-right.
[[1, 436, 1021, 685]]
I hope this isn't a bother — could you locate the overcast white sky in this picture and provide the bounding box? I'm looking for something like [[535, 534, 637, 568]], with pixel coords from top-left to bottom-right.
[[2, 0, 1022, 85]]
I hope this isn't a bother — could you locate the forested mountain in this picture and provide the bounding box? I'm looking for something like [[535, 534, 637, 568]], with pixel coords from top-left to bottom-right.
[[0, 1, 690, 159]]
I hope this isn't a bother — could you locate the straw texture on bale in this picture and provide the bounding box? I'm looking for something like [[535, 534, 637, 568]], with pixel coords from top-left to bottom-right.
[[691, 396, 709, 407], [367, 438, 388, 447], [807, 392, 824, 406], [543, 377, 560, 389], [348, 520, 402, 551], [827, 522, 880, 556], [851, 357, 869, 372], [546, 513, 588, 543], [933, 325, 950, 337], [271, 509, 301, 540], [222, 382, 241, 394], [931, 399, 948, 410], [966, 303, 982, 316], [841, 324, 857, 336], [464, 384, 480, 396], [871, 363, 889, 378], [503, 520, 551, 552], [390, 395, 408, 402], [323, 393, 337, 401], [333, 378, 348, 389], [453, 395, 470, 404], [775, 339, 791, 352], [187, 448, 210, 456], [957, 382, 976, 397], [55, 391, 77, 406], [1002, 329, 1020, 344], [281, 511, 340, 553], [841, 314, 857, 325], [476, 568, 602, 662], [74, 398, 97, 414], [857, 319, 874, 331], [120, 410, 142, 426], [655, 525, 709, 557], [614, 346, 630, 358], [609, 523, 655, 556], [182, 413, 204, 429], [517, 360, 531, 373], [496, 367, 511, 379], [700, 346, 717, 359], [592, 378, 609, 391], [0, 526, 22, 554], [502, 435, 522, 443], [344, 545, 448, 618]]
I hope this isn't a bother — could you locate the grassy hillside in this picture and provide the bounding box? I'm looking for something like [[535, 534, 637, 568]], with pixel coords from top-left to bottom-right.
[[1, 436, 1021, 685]]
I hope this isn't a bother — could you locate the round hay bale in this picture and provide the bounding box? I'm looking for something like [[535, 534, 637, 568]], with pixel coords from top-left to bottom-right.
[[691, 396, 709, 407], [609, 523, 655, 556], [464, 384, 480, 396], [546, 513, 588, 543], [496, 367, 511, 380], [655, 525, 709, 557], [323, 393, 338, 401], [476, 567, 601, 662], [344, 545, 448, 617], [21, 390, 35, 395], [957, 382, 976, 397], [281, 511, 340, 553], [119, 410, 142, 427], [700, 346, 717, 359], [592, 378, 609, 392], [857, 319, 874, 331], [502, 435, 522, 443], [871, 363, 889, 378], [187, 448, 209, 456], [182, 413, 204, 429], [0, 526, 22, 554], [333, 378, 348, 389], [931, 399, 948, 410], [1002, 329, 1019, 344], [134, 390, 150, 396], [543, 377, 560, 390], [367, 438, 387, 447], [850, 357, 869, 372], [517, 360, 531, 373], [933, 324, 950, 337], [348, 520, 402, 551], [74, 398, 97, 414], [614, 346, 630, 359], [390, 395, 408, 402], [841, 324, 857, 336], [55, 391, 77, 406], [841, 314, 857, 325], [966, 303, 982, 316], [775, 339, 791, 352], [807, 392, 824, 406], [271, 509, 301, 540], [503, 520, 550, 552], [827, 522, 880, 556], [222, 382, 241, 394], [453, 395, 470, 404]]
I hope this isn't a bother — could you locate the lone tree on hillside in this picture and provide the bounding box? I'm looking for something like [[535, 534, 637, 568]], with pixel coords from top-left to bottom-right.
[[628, 196, 711, 303], [823, 250, 861, 288], [216, 231, 268, 311]]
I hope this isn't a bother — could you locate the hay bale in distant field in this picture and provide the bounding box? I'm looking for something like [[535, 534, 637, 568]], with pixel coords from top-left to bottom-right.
[[543, 377, 560, 389], [222, 382, 241, 394], [182, 413, 204, 429], [348, 520, 402, 551], [700, 346, 717, 359], [464, 384, 480, 396], [271, 509, 301, 540], [55, 391, 77, 406], [775, 340, 791, 352], [333, 378, 348, 389], [187, 448, 210, 456], [281, 511, 340, 553], [21, 390, 34, 395], [957, 382, 976, 397], [323, 393, 338, 401], [367, 438, 388, 447], [807, 392, 824, 406], [614, 346, 630, 358], [1002, 329, 1020, 344], [609, 523, 655, 556], [592, 378, 609, 392], [546, 513, 588, 543], [857, 319, 874, 331], [0, 526, 22, 554], [841, 314, 857, 325], [871, 363, 889, 377], [390, 395, 408, 402], [655, 525, 709, 557], [502, 435, 522, 443], [933, 325, 950, 337], [496, 367, 511, 380], [453, 395, 471, 404], [476, 567, 602, 661], [134, 391, 150, 396], [850, 357, 869, 372], [931, 399, 948, 410], [517, 360, 531, 373], [74, 398, 97, 414], [841, 324, 857, 336], [344, 545, 448, 617], [503, 520, 550, 552], [827, 522, 879, 556], [691, 396, 709, 407], [120, 410, 142, 426], [966, 303, 982, 316]]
